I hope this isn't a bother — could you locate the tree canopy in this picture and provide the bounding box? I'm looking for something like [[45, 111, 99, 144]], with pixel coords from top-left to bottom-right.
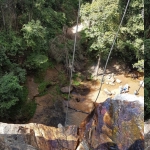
[[144, 0, 150, 119], [80, 0, 144, 66]]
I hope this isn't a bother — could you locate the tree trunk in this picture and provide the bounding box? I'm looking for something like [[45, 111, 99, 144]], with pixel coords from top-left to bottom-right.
[[1, 5, 5, 29], [95, 55, 101, 77]]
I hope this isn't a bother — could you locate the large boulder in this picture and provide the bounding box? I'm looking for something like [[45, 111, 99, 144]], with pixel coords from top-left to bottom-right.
[[145, 121, 150, 150], [78, 94, 144, 150], [0, 123, 78, 150], [61, 86, 73, 93]]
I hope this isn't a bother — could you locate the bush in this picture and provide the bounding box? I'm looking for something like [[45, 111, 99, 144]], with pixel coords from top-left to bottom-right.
[[20, 101, 37, 121], [22, 20, 47, 52], [133, 60, 144, 72], [25, 53, 48, 70], [8, 87, 37, 122], [0, 73, 22, 118], [38, 81, 51, 96]]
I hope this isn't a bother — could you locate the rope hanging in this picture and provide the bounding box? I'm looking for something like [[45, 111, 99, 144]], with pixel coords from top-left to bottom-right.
[[94, 0, 131, 103], [65, 0, 81, 126], [134, 80, 144, 95]]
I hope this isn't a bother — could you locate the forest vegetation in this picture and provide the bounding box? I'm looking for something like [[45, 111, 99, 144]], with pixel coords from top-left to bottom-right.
[[0, 0, 144, 122], [144, 0, 150, 120]]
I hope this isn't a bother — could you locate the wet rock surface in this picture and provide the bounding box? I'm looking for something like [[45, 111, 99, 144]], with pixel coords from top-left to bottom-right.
[[30, 98, 65, 127], [79, 94, 144, 150]]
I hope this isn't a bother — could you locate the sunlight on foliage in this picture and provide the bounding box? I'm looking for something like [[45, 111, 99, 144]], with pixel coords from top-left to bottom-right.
[[22, 20, 47, 51], [133, 60, 144, 72], [25, 54, 48, 70]]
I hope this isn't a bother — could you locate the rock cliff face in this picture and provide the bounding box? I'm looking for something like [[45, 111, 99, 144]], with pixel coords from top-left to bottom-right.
[[78, 94, 144, 150], [0, 123, 78, 150], [0, 94, 144, 150], [145, 121, 150, 150]]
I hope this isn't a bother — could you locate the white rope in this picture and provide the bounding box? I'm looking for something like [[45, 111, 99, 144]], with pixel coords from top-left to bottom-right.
[[65, 0, 81, 126], [134, 80, 144, 95], [94, 0, 131, 103]]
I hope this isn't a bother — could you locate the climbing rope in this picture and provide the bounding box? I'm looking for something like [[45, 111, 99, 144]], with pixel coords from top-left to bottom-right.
[[65, 0, 81, 126], [94, 0, 131, 103], [134, 80, 144, 95]]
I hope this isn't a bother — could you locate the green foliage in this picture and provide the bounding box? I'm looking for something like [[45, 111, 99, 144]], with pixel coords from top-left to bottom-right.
[[145, 39, 150, 75], [0, 31, 25, 70], [25, 53, 48, 70], [34, 70, 45, 83], [33, 59, 55, 84], [117, 0, 144, 64], [61, 0, 78, 25], [10, 64, 27, 83], [8, 87, 37, 122], [0, 0, 80, 122], [133, 59, 144, 72], [58, 72, 68, 86], [145, 78, 150, 118], [72, 72, 82, 86], [38, 81, 50, 96], [80, 0, 119, 61], [72, 80, 81, 86], [21, 101, 37, 121], [61, 93, 68, 100], [144, 0, 150, 119], [24, 101, 37, 119], [80, 0, 144, 64], [0, 73, 22, 117], [55, 84, 61, 94], [49, 36, 76, 63], [22, 20, 47, 52], [0, 31, 25, 56], [48, 60, 55, 68]]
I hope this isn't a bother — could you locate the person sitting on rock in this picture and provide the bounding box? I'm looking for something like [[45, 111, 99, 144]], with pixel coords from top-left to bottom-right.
[[122, 87, 127, 93]]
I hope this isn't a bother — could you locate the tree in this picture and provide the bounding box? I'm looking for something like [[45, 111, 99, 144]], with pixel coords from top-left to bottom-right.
[[117, 0, 144, 66], [80, 0, 119, 58], [0, 73, 22, 118], [80, 0, 144, 68], [144, 0, 150, 119], [80, 0, 120, 76], [21, 20, 47, 52]]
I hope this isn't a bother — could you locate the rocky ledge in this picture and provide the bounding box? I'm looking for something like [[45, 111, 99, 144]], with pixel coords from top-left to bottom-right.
[[145, 121, 150, 150], [0, 94, 144, 150]]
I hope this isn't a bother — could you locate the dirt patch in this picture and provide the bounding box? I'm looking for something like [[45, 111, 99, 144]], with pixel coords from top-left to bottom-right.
[[44, 67, 59, 82], [26, 76, 39, 100]]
